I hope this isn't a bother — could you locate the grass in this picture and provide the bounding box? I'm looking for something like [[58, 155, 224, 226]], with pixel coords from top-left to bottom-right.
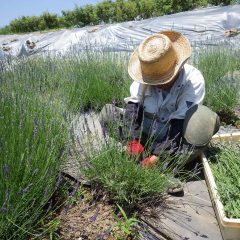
[[113, 204, 139, 239], [209, 143, 240, 218], [197, 48, 240, 122]]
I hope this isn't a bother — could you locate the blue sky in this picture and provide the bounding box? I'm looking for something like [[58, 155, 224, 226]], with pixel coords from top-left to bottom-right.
[[0, 0, 101, 27]]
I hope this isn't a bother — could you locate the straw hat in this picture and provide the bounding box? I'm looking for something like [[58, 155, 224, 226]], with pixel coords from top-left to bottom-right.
[[128, 31, 191, 85]]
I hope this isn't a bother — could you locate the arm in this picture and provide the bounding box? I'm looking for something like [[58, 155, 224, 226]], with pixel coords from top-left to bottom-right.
[[123, 82, 145, 141], [124, 101, 143, 140], [152, 119, 184, 155]]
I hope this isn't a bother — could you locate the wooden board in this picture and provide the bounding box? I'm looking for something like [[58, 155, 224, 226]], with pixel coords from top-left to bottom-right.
[[141, 180, 223, 240], [211, 132, 240, 143], [203, 132, 240, 240]]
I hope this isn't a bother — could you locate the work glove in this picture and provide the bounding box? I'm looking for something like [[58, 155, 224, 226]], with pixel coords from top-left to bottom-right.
[[127, 140, 144, 156], [141, 155, 159, 168]]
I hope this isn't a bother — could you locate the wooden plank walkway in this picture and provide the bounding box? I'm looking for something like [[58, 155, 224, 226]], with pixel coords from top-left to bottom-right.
[[140, 180, 223, 240]]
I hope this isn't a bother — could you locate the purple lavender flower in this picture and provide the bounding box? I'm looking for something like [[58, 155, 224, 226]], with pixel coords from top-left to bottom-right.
[[33, 115, 38, 139], [54, 173, 62, 190], [112, 97, 116, 106], [88, 206, 100, 223], [22, 183, 33, 193], [46, 199, 53, 213], [19, 103, 25, 130], [1, 205, 7, 214], [33, 168, 39, 176], [102, 126, 108, 139], [3, 164, 10, 179], [1, 189, 10, 214], [97, 226, 112, 240], [44, 187, 49, 198], [69, 179, 80, 197], [63, 111, 68, 122]]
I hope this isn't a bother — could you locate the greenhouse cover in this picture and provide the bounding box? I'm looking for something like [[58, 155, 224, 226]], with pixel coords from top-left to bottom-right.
[[0, 4, 239, 58]]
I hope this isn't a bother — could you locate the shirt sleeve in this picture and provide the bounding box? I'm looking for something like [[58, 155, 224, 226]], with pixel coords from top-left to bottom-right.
[[170, 67, 205, 120], [124, 81, 144, 104]]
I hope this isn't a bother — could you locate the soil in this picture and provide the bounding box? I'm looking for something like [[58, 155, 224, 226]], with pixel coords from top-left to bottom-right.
[[217, 109, 240, 128], [56, 186, 134, 240], [58, 200, 115, 239]]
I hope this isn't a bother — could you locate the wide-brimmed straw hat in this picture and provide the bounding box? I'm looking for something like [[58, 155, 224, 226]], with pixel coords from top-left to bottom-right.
[[128, 31, 191, 85]]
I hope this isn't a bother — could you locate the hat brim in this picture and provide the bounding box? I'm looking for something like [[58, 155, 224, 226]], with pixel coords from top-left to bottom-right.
[[128, 31, 191, 85]]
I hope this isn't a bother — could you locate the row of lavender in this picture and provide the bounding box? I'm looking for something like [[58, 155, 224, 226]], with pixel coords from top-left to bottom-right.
[[0, 46, 239, 239]]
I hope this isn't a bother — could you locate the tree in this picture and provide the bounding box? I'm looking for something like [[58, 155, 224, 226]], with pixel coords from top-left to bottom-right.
[[10, 16, 41, 33], [122, 0, 138, 21], [62, 10, 76, 27], [96, 0, 115, 23], [113, 0, 138, 22], [138, 0, 155, 18], [39, 12, 59, 30], [73, 5, 98, 27], [208, 0, 231, 5]]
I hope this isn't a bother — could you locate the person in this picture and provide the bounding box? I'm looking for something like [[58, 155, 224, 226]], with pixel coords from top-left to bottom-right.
[[99, 30, 220, 169]]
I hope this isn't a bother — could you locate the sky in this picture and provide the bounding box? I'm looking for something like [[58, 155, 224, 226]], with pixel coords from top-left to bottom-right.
[[0, 0, 101, 27]]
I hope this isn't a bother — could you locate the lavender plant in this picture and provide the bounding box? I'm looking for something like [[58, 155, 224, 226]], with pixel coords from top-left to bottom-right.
[[209, 143, 240, 219], [197, 48, 240, 121], [83, 144, 170, 209], [0, 94, 67, 239], [2, 45, 237, 239], [63, 51, 131, 112], [0, 50, 131, 239]]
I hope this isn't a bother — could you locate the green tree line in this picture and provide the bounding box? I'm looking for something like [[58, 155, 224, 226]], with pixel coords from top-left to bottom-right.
[[0, 0, 235, 34]]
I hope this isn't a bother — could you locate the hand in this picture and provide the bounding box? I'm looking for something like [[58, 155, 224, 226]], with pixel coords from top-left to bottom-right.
[[141, 155, 159, 168], [127, 140, 144, 156]]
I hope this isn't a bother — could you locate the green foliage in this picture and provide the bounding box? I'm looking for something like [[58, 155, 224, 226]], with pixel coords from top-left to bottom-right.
[[137, 0, 156, 18], [63, 52, 130, 112], [197, 48, 240, 115], [36, 218, 61, 240], [113, 0, 138, 22], [0, 94, 67, 239], [113, 204, 139, 239], [39, 12, 60, 30], [83, 144, 171, 209], [0, 52, 130, 238], [0, 25, 12, 35], [9, 16, 41, 33], [208, 0, 231, 5], [1, 52, 130, 113], [209, 143, 240, 218], [61, 10, 76, 27], [1, 51, 128, 238], [1, 0, 235, 34], [96, 0, 115, 23], [7, 12, 60, 33], [73, 5, 99, 27]]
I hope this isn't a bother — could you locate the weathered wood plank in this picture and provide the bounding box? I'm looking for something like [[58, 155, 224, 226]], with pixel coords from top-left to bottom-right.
[[142, 180, 223, 240]]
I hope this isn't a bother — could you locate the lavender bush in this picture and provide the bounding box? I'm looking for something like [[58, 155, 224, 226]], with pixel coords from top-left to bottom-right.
[[0, 94, 67, 239], [0, 51, 130, 239], [197, 48, 240, 118]]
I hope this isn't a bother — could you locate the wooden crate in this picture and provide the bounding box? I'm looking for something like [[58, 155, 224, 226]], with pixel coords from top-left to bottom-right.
[[202, 132, 240, 240]]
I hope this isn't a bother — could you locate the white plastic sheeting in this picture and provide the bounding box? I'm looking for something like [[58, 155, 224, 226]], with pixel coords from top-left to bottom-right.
[[0, 4, 240, 58]]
